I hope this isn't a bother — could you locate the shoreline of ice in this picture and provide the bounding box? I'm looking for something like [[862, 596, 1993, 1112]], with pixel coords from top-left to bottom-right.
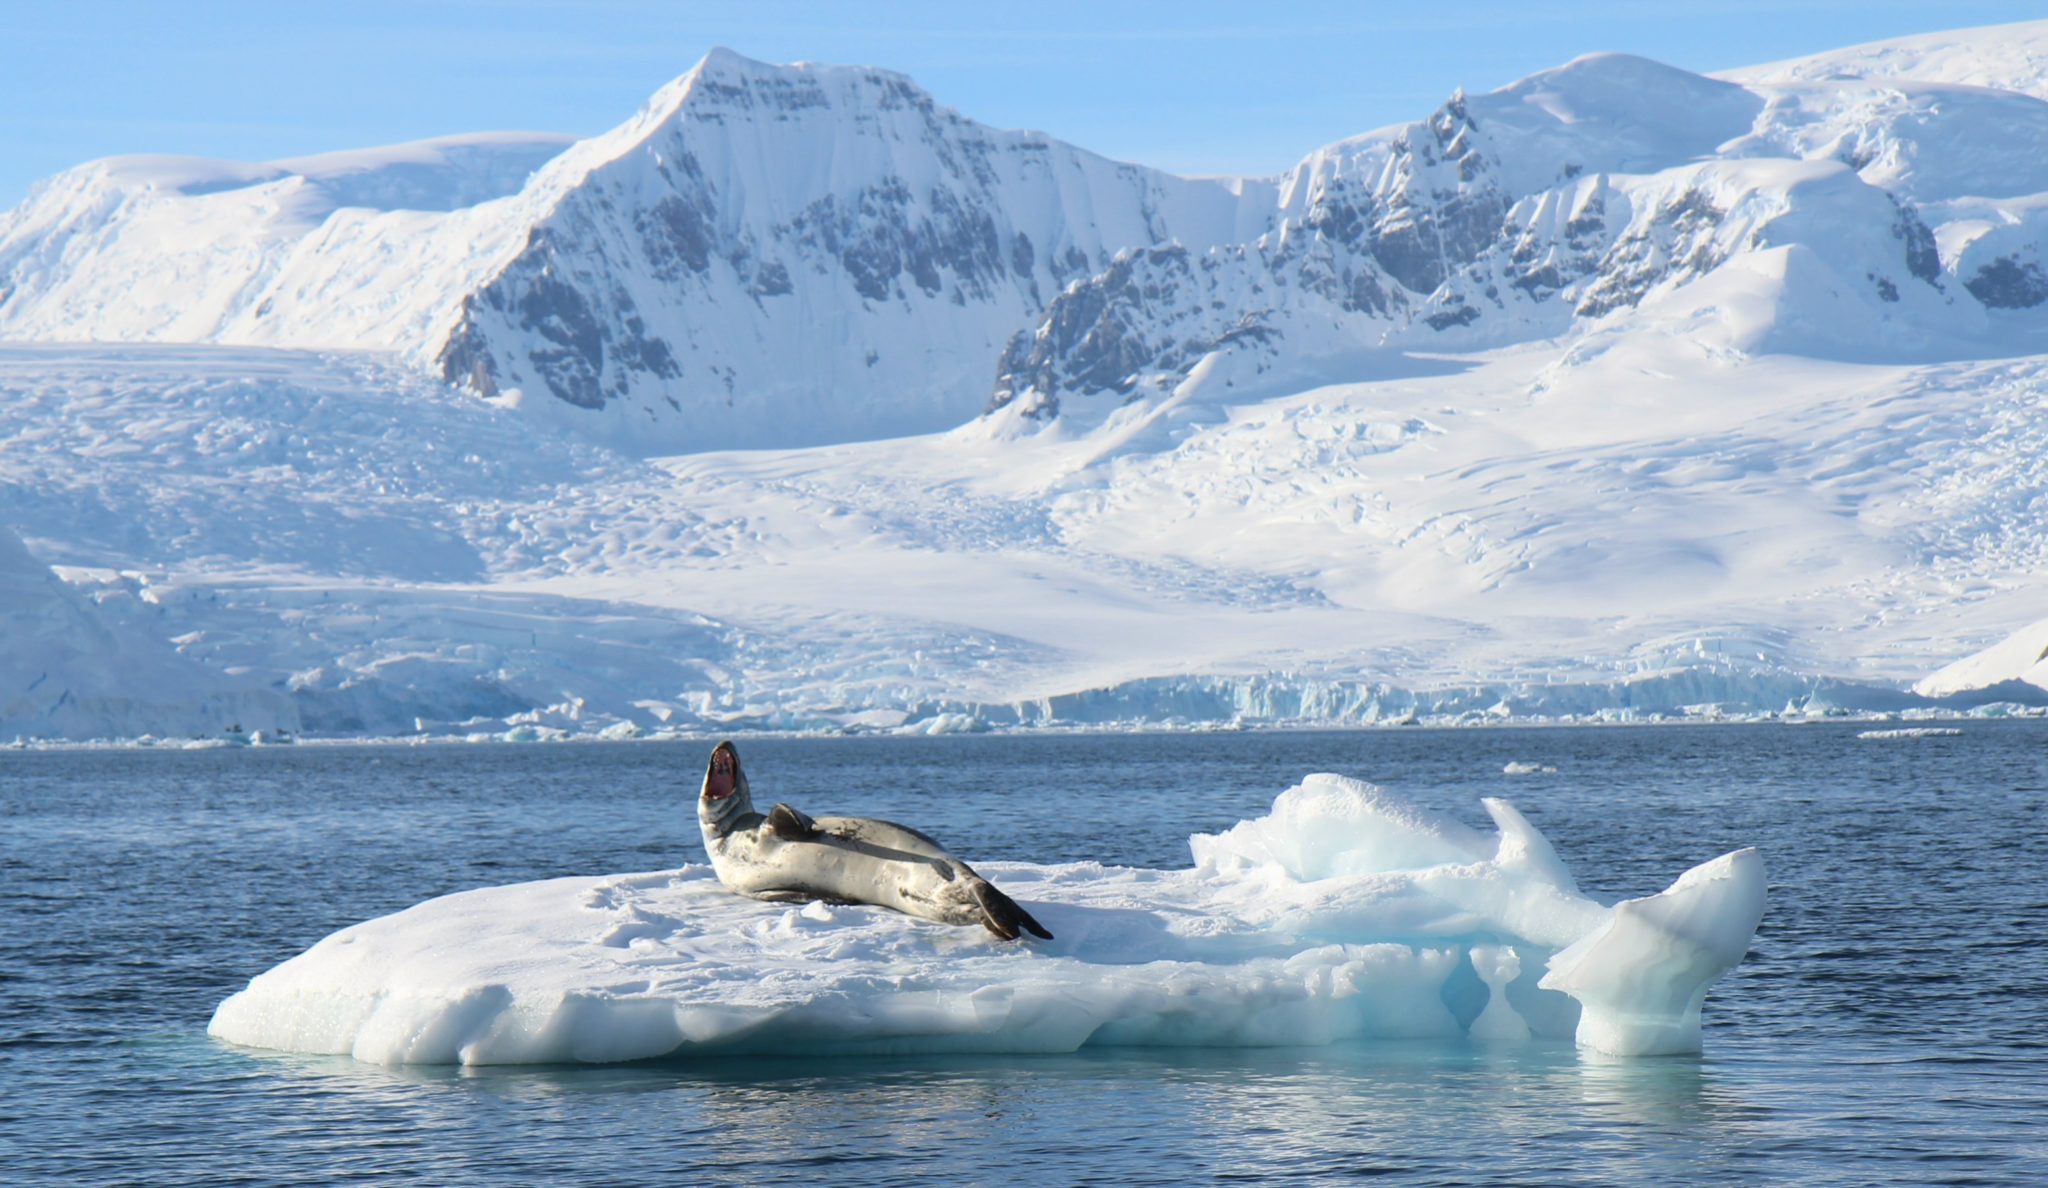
[[209, 774, 1766, 1065], [8, 701, 2043, 754]]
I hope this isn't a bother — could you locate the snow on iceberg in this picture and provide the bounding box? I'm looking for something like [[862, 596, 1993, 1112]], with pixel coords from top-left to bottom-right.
[[208, 774, 1764, 1065]]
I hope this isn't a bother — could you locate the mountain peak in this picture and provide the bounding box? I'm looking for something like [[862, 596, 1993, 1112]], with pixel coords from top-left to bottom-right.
[[580, 46, 947, 167], [695, 44, 760, 72], [670, 46, 930, 110]]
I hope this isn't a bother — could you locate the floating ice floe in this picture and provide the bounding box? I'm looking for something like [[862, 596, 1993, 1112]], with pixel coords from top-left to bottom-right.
[[1856, 727, 1964, 739], [209, 774, 1765, 1065], [1502, 761, 1558, 775]]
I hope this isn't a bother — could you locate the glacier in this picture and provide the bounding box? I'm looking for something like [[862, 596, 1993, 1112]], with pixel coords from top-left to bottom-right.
[[207, 775, 1766, 1063], [3, 339, 2041, 742], [0, 521, 293, 740], [8, 23, 2048, 740]]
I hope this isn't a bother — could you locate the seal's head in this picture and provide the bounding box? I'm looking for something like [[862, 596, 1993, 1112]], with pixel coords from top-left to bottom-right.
[[698, 740, 753, 835]]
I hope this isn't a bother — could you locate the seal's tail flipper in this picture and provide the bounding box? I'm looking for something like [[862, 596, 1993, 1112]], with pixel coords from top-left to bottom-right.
[[972, 880, 1053, 941]]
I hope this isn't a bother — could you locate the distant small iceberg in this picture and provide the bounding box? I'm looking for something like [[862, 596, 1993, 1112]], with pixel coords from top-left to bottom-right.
[[1857, 727, 1963, 740]]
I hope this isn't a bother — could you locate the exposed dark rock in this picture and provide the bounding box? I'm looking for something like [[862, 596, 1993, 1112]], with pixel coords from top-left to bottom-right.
[[436, 301, 499, 398], [1890, 199, 1942, 286], [1425, 302, 1482, 330], [510, 265, 607, 407], [639, 193, 715, 278], [1965, 254, 2048, 309], [989, 246, 1195, 412], [750, 259, 792, 297], [1574, 188, 1726, 319]]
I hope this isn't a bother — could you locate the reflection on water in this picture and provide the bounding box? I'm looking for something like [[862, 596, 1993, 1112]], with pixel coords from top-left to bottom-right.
[[157, 1038, 1828, 1184], [38, 1021, 2046, 1183]]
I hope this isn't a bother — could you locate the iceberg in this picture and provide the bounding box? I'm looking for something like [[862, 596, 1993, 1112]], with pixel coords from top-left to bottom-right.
[[208, 775, 1764, 1065]]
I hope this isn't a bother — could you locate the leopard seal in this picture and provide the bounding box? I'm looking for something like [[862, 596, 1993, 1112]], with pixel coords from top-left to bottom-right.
[[695, 740, 1052, 940]]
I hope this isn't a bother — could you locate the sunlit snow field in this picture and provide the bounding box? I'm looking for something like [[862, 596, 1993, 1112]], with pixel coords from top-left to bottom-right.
[[5, 725, 2045, 1183], [7, 341, 2048, 742]]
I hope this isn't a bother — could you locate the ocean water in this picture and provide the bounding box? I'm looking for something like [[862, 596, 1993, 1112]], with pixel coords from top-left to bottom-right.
[[3, 723, 2046, 1184]]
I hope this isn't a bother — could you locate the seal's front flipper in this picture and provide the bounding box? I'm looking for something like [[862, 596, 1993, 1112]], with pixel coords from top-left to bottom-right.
[[971, 880, 1053, 941], [751, 889, 816, 904], [751, 888, 858, 906], [765, 803, 819, 840]]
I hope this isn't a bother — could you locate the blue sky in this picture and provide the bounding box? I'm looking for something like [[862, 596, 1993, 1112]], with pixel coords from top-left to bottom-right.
[[5, 1, 2042, 207]]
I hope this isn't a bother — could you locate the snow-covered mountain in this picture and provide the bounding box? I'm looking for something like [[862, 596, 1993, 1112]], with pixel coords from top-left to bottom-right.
[[990, 43, 2048, 420], [0, 50, 1266, 452], [14, 37, 2046, 448], [5, 25, 2048, 739]]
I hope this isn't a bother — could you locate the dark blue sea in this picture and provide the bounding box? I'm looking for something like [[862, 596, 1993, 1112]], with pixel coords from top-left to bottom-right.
[[4, 724, 2046, 1184]]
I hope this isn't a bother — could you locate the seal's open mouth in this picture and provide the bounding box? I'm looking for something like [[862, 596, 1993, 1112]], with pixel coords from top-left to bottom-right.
[[704, 747, 738, 800]]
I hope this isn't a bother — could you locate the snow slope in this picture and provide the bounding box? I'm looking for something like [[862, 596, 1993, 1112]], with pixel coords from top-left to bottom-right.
[[6, 24, 2048, 738], [1916, 615, 2048, 697], [1722, 20, 2048, 99], [0, 133, 572, 344], [209, 776, 1766, 1062]]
